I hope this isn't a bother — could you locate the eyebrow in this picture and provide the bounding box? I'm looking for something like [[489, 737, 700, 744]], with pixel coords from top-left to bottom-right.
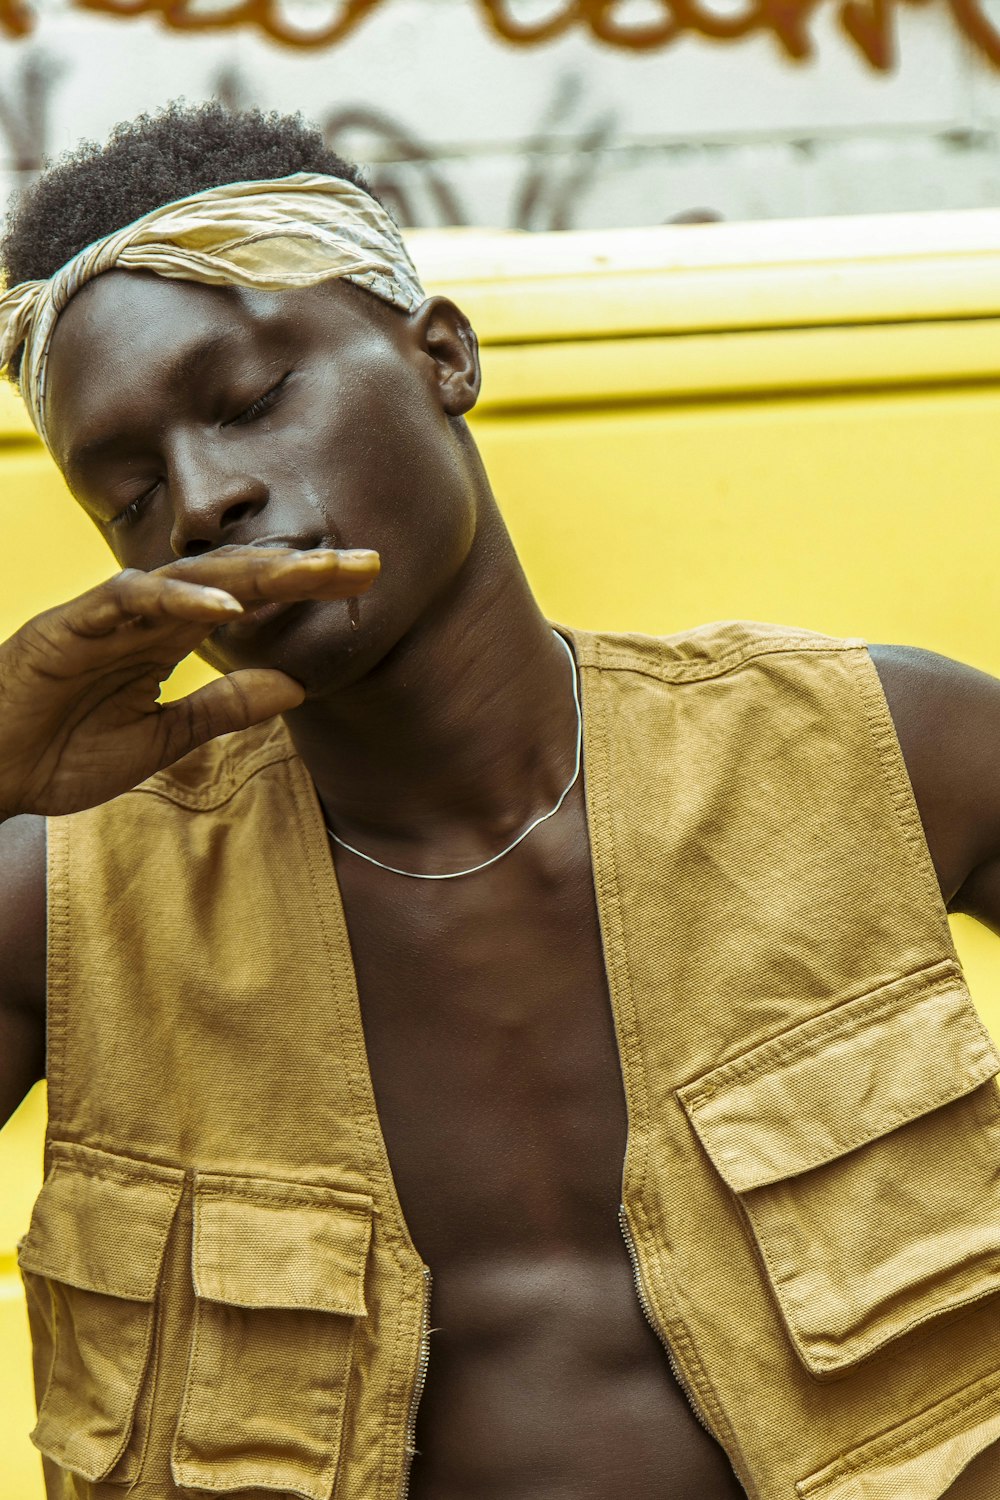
[[64, 328, 247, 479]]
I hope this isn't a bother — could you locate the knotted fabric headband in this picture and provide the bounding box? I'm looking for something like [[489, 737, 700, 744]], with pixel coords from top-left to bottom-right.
[[0, 171, 427, 449]]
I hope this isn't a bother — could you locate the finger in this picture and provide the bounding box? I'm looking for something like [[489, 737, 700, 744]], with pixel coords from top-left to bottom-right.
[[155, 669, 307, 765], [61, 572, 246, 639], [161, 548, 380, 605]]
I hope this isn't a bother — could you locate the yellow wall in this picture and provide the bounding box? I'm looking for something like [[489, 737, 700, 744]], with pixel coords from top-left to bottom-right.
[[4, 214, 1000, 1497]]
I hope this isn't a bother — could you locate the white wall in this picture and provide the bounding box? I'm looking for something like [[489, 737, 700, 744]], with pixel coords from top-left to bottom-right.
[[2, 0, 1000, 228]]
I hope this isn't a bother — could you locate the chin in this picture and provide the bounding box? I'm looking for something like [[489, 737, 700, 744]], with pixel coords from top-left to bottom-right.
[[202, 598, 373, 692]]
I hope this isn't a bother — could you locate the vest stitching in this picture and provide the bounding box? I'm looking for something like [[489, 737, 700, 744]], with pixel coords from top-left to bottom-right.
[[681, 960, 992, 1100], [378, 1288, 417, 1500], [584, 653, 749, 1478], [851, 647, 962, 960], [283, 754, 425, 1500], [718, 1069, 997, 1188], [583, 632, 862, 685], [191, 1178, 373, 1210], [798, 1367, 1000, 1494], [135, 741, 301, 812], [44, 816, 71, 1145], [285, 758, 386, 1200], [631, 1189, 750, 1478], [43, 1146, 186, 1189], [120, 1216, 173, 1487], [779, 1274, 1000, 1377]]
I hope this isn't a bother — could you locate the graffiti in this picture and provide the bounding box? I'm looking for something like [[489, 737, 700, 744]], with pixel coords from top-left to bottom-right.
[[73, 0, 386, 49], [0, 0, 995, 71], [321, 77, 619, 231], [478, 0, 930, 69], [323, 106, 467, 228], [510, 74, 617, 232], [0, 49, 645, 233]]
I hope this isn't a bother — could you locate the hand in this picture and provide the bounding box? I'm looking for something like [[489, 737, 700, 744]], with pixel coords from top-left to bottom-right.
[[0, 545, 379, 818]]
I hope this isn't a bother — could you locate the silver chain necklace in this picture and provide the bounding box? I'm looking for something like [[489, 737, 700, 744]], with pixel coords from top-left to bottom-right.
[[325, 630, 581, 881]]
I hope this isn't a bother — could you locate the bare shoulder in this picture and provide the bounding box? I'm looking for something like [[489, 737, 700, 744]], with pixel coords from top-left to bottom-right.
[[0, 812, 46, 1122], [0, 812, 46, 1024], [866, 643, 1000, 915]]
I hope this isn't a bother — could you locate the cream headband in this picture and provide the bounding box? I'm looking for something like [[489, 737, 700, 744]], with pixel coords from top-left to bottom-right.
[[0, 171, 427, 449]]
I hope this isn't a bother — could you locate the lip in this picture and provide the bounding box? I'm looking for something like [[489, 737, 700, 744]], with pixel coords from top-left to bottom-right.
[[220, 597, 300, 640], [243, 530, 343, 554], [212, 530, 352, 641]]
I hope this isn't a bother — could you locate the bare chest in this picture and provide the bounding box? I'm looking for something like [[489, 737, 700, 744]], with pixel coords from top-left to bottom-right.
[[334, 815, 626, 1266], [331, 806, 743, 1498]]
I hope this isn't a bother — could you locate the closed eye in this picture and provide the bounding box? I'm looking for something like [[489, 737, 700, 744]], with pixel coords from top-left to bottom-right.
[[109, 481, 159, 529], [107, 372, 293, 527], [226, 372, 292, 427]]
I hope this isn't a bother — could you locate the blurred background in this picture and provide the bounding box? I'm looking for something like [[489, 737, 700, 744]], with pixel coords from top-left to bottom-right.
[[5, 4, 1000, 1496], [6, 0, 1000, 227]]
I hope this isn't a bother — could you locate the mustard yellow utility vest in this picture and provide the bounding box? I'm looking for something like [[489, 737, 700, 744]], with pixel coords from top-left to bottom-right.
[[20, 620, 1000, 1500]]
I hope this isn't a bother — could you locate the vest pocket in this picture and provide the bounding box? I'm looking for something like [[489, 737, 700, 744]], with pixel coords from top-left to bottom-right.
[[677, 959, 1000, 1379], [16, 1141, 185, 1481], [171, 1172, 373, 1500], [796, 1365, 1000, 1499]]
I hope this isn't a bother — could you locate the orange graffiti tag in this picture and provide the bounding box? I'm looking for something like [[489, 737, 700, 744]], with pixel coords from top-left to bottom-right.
[[0, 0, 992, 72]]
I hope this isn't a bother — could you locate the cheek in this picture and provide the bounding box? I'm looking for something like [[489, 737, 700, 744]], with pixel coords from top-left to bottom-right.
[[297, 363, 472, 555], [73, 501, 134, 572]]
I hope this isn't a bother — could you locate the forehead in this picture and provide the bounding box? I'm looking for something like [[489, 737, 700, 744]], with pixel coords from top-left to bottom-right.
[[43, 270, 379, 470]]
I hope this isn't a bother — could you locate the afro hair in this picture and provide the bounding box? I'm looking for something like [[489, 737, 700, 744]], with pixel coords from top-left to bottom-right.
[[1, 99, 377, 290]]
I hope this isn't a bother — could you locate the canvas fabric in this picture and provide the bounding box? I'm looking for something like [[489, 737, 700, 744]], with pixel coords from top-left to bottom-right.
[[0, 172, 426, 447], [20, 619, 1000, 1500]]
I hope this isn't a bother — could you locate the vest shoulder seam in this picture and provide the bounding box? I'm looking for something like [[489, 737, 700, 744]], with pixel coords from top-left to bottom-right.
[[128, 738, 300, 813], [586, 632, 867, 684]]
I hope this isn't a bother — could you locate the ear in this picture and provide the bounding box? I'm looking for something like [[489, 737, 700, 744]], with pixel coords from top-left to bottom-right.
[[410, 296, 481, 417]]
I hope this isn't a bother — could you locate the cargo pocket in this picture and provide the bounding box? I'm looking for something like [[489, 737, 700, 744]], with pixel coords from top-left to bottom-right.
[[677, 959, 1000, 1379], [16, 1141, 184, 1482], [797, 1365, 1000, 1500], [171, 1172, 373, 1500]]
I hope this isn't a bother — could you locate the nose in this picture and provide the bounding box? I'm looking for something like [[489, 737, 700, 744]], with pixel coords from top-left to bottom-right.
[[167, 436, 269, 558]]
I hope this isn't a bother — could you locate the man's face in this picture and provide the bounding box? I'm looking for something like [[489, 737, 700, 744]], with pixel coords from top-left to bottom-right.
[[43, 269, 482, 695]]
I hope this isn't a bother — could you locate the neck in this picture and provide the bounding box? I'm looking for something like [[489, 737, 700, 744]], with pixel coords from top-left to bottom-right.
[[281, 512, 581, 875]]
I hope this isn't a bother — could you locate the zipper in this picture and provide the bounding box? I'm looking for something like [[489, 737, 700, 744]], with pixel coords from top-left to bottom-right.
[[399, 1264, 434, 1500], [619, 1204, 715, 1437]]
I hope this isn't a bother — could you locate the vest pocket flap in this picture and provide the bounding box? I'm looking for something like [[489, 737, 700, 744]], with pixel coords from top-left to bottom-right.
[[16, 1143, 184, 1484], [17, 1141, 185, 1299], [192, 1173, 374, 1316], [677, 961, 1000, 1193], [677, 962, 1000, 1377]]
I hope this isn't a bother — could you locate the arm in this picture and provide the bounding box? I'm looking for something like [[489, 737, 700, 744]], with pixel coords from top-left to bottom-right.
[[0, 545, 378, 1130], [867, 642, 1000, 926], [868, 645, 1000, 1498], [0, 812, 45, 1127]]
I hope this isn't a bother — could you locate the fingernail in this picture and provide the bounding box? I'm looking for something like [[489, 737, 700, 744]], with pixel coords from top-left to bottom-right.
[[340, 550, 380, 564], [205, 589, 244, 613]]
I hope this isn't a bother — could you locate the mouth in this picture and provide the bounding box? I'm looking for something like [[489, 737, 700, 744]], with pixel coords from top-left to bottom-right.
[[243, 529, 344, 554], [221, 597, 300, 640], [216, 528, 350, 641]]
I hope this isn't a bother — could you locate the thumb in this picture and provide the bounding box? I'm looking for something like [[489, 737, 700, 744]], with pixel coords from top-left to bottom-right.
[[157, 669, 306, 766]]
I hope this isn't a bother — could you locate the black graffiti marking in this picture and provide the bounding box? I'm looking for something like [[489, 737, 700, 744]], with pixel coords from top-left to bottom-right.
[[0, 49, 63, 177], [511, 74, 618, 231], [324, 105, 468, 227]]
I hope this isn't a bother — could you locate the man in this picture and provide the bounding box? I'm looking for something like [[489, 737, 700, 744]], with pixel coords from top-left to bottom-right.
[[0, 102, 998, 1500]]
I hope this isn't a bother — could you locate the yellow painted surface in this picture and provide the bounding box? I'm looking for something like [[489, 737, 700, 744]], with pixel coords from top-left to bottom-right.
[[4, 212, 1000, 1497]]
